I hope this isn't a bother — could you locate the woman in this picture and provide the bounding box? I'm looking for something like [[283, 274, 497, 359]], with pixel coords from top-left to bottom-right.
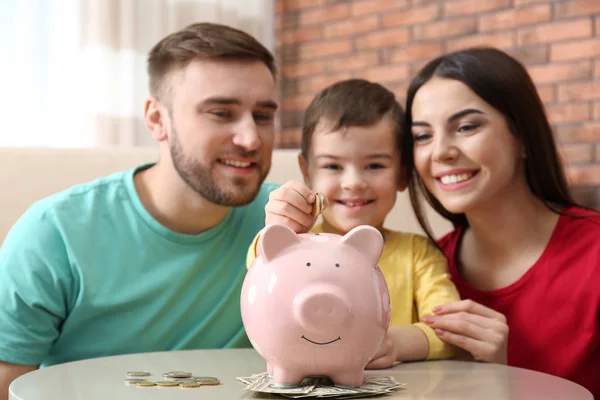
[[401, 47, 600, 398]]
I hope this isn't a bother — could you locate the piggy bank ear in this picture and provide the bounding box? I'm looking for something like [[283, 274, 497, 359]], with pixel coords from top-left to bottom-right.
[[340, 225, 384, 266], [260, 224, 302, 263]]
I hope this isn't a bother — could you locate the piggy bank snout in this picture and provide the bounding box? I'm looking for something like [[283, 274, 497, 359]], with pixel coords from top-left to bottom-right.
[[293, 285, 353, 332]]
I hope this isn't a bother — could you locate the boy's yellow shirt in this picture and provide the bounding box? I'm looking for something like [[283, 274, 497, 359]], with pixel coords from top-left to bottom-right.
[[246, 224, 459, 360]]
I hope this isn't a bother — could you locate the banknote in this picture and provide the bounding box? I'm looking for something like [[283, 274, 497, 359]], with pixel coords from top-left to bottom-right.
[[236, 372, 406, 398]]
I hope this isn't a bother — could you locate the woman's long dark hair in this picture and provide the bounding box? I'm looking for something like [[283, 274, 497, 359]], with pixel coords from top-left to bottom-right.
[[401, 47, 581, 242]]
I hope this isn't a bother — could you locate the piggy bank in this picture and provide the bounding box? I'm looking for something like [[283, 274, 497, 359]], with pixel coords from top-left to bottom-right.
[[241, 224, 391, 387]]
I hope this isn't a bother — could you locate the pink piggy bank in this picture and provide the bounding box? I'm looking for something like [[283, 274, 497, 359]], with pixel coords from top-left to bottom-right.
[[241, 224, 391, 387]]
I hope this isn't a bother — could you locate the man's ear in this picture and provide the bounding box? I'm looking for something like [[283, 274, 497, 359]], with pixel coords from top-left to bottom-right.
[[397, 165, 409, 192], [298, 152, 312, 188], [144, 96, 168, 142]]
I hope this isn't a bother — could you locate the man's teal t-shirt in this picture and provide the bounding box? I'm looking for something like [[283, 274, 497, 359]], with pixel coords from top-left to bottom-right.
[[0, 164, 278, 367]]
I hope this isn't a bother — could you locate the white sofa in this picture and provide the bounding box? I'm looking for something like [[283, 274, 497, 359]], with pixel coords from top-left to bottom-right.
[[0, 147, 452, 245]]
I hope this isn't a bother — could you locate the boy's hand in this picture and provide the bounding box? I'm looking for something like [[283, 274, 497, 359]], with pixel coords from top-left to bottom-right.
[[365, 326, 430, 369], [265, 180, 326, 234], [365, 332, 398, 369]]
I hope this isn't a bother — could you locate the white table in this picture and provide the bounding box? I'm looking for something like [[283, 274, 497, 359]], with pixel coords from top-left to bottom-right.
[[9, 348, 593, 399]]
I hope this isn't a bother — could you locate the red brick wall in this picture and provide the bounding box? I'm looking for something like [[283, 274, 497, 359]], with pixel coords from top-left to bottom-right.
[[274, 0, 600, 210]]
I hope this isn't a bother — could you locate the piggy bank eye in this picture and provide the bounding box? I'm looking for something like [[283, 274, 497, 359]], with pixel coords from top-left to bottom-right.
[[306, 262, 311, 267], [335, 263, 340, 268]]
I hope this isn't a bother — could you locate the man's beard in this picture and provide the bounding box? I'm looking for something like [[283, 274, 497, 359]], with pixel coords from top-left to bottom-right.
[[169, 128, 268, 207]]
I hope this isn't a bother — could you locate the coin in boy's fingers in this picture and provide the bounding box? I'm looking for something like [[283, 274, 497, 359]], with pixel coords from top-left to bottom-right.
[[312, 192, 325, 217], [319, 192, 327, 212]]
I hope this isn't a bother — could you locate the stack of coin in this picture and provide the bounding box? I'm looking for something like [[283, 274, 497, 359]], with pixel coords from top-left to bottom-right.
[[125, 371, 151, 385], [312, 192, 325, 217], [124, 370, 220, 388]]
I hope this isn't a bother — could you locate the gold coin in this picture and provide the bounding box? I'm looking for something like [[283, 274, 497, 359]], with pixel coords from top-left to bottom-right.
[[312, 192, 324, 217], [136, 381, 156, 387], [179, 381, 202, 388], [156, 380, 179, 387], [317, 193, 323, 215], [311, 194, 319, 217], [197, 376, 220, 385]]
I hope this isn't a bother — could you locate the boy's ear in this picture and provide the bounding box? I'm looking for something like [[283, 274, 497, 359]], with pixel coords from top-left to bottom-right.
[[298, 152, 312, 188], [397, 165, 409, 192]]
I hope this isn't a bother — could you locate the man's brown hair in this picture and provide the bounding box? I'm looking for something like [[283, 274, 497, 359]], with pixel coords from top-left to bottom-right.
[[147, 22, 276, 101], [300, 79, 405, 161]]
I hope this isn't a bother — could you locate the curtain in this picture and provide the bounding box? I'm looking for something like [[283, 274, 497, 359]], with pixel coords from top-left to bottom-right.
[[0, 0, 274, 147]]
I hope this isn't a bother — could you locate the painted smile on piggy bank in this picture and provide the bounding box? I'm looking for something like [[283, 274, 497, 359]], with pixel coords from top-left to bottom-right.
[[301, 335, 341, 345]]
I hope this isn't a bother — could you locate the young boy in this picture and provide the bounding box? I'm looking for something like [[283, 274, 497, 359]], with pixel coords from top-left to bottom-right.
[[247, 79, 460, 368]]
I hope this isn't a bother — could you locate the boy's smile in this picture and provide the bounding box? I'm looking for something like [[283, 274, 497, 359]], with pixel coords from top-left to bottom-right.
[[336, 197, 376, 210]]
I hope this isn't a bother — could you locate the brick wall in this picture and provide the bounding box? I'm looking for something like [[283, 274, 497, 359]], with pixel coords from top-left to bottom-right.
[[274, 0, 600, 210]]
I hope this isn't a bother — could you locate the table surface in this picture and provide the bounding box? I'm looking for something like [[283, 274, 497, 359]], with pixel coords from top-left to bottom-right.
[[9, 348, 593, 400]]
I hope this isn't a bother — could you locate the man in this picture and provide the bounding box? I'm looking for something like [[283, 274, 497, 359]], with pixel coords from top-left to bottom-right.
[[0, 22, 279, 399]]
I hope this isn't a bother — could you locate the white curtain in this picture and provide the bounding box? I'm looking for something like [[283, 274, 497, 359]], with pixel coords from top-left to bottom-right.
[[0, 0, 274, 147]]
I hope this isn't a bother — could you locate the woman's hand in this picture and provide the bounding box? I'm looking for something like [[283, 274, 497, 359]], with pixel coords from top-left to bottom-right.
[[265, 180, 326, 233], [423, 300, 508, 364]]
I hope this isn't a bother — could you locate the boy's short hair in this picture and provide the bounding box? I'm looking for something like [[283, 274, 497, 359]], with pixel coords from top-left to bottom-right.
[[301, 79, 404, 160]]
